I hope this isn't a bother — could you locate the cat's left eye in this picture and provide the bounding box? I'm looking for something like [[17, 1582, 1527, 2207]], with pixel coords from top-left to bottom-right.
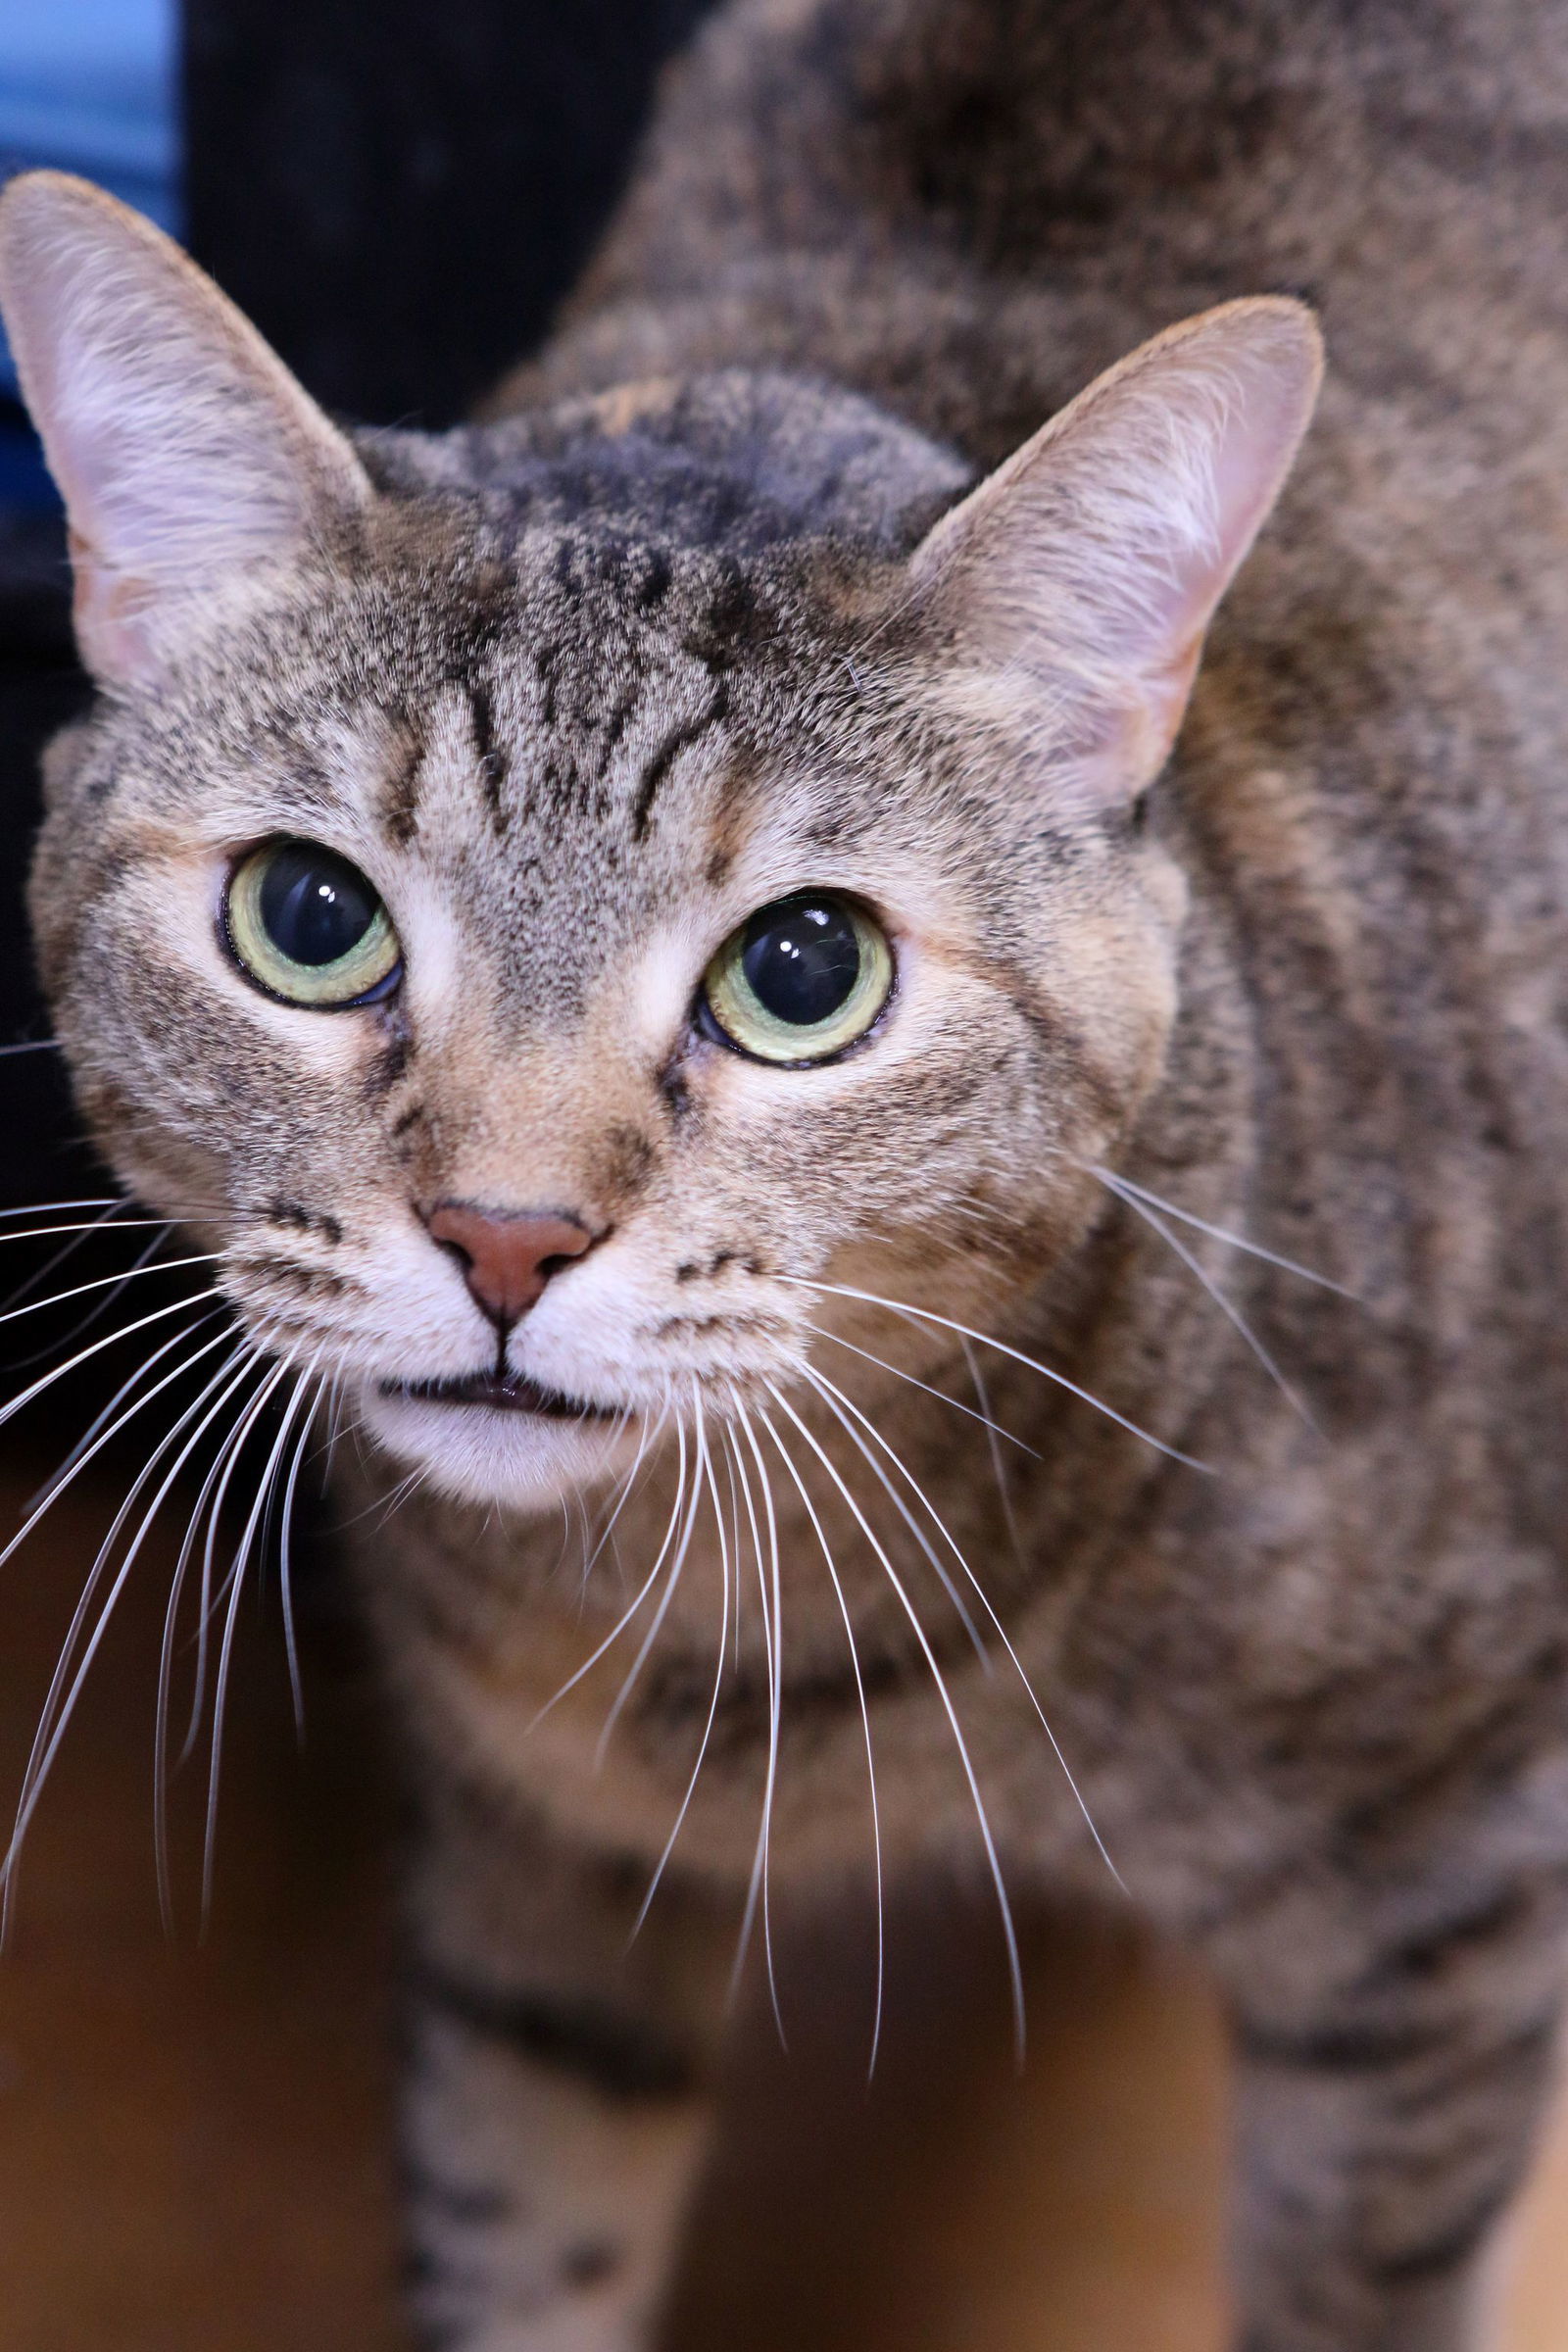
[[700, 892, 895, 1064], [223, 839, 402, 1008]]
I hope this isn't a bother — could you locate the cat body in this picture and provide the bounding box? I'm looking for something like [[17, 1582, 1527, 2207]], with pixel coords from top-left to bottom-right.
[[4, 2, 1568, 2348]]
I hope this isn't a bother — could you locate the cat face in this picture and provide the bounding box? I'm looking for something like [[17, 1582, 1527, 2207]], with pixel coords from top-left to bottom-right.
[[0, 175, 1319, 1511], [27, 505, 1184, 1507]]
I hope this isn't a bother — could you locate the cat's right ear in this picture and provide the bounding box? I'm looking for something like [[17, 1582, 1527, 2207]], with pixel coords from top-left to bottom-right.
[[0, 171, 372, 688], [903, 298, 1322, 810]]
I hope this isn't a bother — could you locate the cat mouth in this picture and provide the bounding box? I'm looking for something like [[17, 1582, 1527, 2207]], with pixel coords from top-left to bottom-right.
[[386, 1371, 616, 1421]]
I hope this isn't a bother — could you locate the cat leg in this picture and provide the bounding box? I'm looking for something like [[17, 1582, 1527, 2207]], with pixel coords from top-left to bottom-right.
[[399, 1791, 732, 2352], [1219, 1869, 1567, 2352]]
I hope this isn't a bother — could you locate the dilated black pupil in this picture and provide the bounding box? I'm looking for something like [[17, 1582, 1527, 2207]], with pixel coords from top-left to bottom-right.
[[258, 845, 378, 967], [740, 898, 860, 1026]]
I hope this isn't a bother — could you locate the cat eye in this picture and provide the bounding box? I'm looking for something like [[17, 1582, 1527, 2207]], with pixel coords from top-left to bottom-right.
[[700, 893, 894, 1064], [223, 839, 402, 1009]]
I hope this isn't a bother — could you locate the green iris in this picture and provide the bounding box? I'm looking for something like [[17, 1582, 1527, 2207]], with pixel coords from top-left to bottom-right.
[[224, 839, 401, 1008], [702, 893, 894, 1064]]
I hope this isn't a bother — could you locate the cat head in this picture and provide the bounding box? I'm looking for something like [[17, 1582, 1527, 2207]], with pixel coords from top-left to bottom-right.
[[0, 172, 1320, 1510]]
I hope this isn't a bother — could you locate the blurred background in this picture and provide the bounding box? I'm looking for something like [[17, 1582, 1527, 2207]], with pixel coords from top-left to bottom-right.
[[1, 5, 1567, 2347]]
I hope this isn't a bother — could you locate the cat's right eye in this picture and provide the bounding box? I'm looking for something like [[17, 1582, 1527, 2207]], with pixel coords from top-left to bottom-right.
[[223, 839, 402, 1009]]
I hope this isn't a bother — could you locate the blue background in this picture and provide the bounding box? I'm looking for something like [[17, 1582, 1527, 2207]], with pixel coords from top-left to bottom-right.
[[0, 0, 180, 509]]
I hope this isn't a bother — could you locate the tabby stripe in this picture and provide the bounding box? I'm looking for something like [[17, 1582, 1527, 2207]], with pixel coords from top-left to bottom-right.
[[469, 683, 510, 835], [1361, 2176, 1520, 2286], [630, 681, 728, 838], [1385, 2015, 1559, 2117], [381, 718, 427, 846], [1239, 1984, 1555, 2082], [1238, 2017, 1446, 2072], [415, 1965, 698, 2100], [399, 2153, 511, 2227], [1383, 1885, 1533, 1977]]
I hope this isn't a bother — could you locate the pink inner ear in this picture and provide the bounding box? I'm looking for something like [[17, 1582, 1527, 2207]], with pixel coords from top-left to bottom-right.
[[907, 300, 1322, 805], [42, 325, 350, 684], [0, 173, 374, 689], [68, 528, 162, 688], [1176, 344, 1322, 633], [1127, 630, 1208, 785]]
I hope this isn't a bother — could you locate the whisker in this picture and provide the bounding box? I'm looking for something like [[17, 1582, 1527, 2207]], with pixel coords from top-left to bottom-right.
[[765, 1379, 1026, 2060], [0, 1327, 247, 1915], [2, 1325, 238, 1774], [561, 1486, 592, 1589], [750, 1400, 884, 2074], [630, 1410, 733, 1939], [1085, 1162, 1356, 1298], [154, 1349, 273, 1929], [597, 1388, 708, 1763], [1091, 1166, 1318, 1430], [730, 1401, 785, 2043], [0, 1291, 221, 1438], [345, 1460, 423, 1537], [23, 1299, 223, 1517], [811, 1324, 1038, 1453], [0, 1189, 259, 1229], [6, 1310, 227, 1571], [0, 1213, 198, 1248], [783, 1276, 1210, 1473], [319, 1374, 348, 1494], [796, 1373, 991, 1669], [202, 1355, 316, 1918], [725, 1402, 765, 1689], [530, 1408, 690, 1732], [327, 1453, 423, 1533], [180, 1356, 294, 1765], [548, 1489, 575, 1581], [718, 1434, 747, 1671], [0, 1201, 146, 1320], [0, 1252, 220, 1331], [322, 1402, 378, 1455], [0, 1198, 129, 1218], [803, 1363, 1124, 1896], [960, 1334, 1025, 1571], [275, 1376, 321, 1742], [8, 1222, 177, 1367], [578, 1409, 659, 1599]]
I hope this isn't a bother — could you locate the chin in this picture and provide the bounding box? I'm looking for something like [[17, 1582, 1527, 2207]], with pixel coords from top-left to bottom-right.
[[359, 1383, 641, 1511]]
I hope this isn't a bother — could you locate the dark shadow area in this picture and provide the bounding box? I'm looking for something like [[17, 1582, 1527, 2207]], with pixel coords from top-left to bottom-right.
[[182, 0, 716, 424], [0, 498, 84, 1199]]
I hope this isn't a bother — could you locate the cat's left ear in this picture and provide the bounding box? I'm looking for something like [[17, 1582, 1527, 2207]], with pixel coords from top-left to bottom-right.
[[0, 171, 373, 688], [906, 298, 1323, 806]]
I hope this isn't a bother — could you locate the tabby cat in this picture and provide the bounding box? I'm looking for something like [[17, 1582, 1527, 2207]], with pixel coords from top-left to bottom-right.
[[3, 0, 1568, 2346]]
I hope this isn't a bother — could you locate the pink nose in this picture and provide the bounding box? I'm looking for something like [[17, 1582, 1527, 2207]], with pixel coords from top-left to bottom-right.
[[423, 1202, 595, 1329]]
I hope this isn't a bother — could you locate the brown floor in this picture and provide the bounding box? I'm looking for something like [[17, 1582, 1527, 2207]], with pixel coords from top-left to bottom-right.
[[0, 1446, 1564, 2352]]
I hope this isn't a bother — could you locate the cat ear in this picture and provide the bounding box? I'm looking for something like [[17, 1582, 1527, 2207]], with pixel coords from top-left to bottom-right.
[[906, 298, 1323, 806], [0, 171, 372, 687]]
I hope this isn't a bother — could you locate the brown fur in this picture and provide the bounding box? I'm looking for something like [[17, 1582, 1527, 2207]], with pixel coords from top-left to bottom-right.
[[4, 3, 1568, 2347]]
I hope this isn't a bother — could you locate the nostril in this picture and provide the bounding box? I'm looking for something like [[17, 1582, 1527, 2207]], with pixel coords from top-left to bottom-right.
[[421, 1201, 601, 1331]]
